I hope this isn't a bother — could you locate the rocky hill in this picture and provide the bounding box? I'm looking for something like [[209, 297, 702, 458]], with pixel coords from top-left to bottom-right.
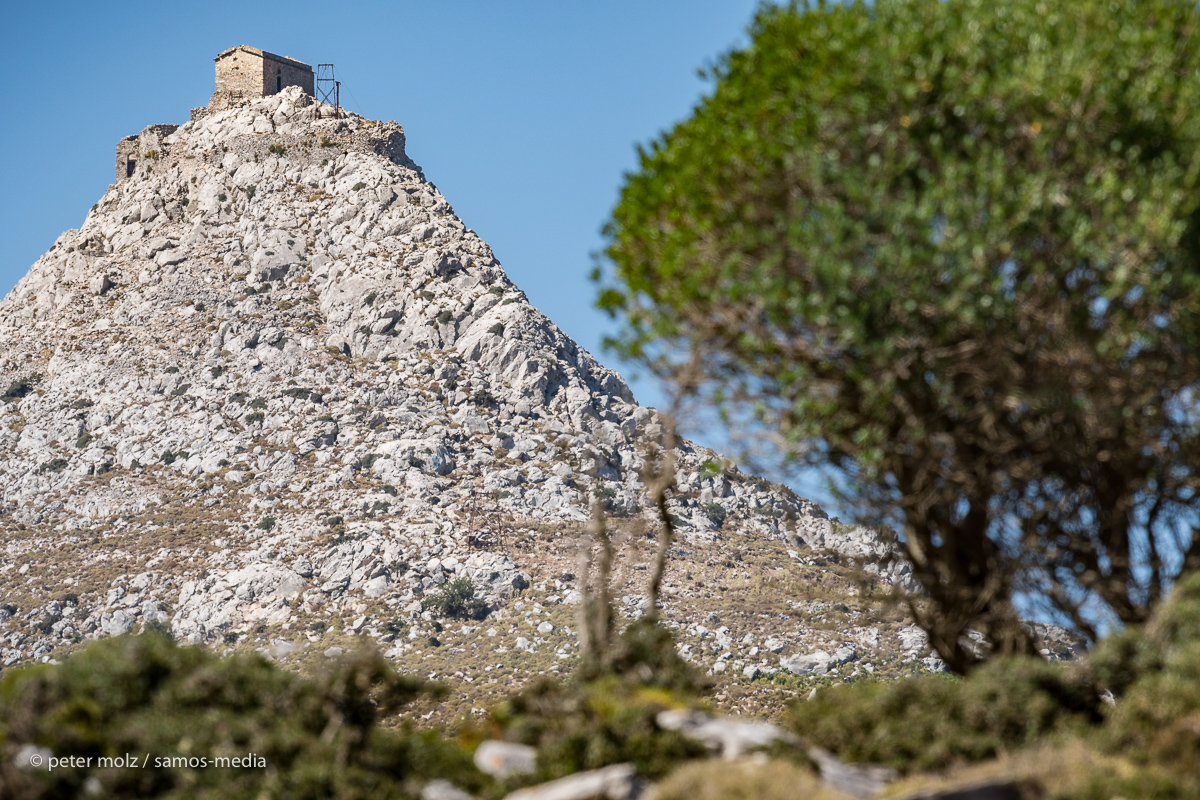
[[0, 86, 973, 720]]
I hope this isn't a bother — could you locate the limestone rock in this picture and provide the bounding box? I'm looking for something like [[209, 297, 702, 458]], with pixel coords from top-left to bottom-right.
[[474, 740, 537, 779], [0, 83, 908, 679], [502, 763, 641, 800], [656, 708, 793, 759]]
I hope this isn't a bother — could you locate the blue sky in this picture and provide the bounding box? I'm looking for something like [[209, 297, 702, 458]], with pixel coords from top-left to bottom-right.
[[0, 1, 841, 508]]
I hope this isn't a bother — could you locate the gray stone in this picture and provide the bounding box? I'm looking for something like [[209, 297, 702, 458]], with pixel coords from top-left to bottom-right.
[[502, 763, 640, 800], [89, 273, 113, 295], [101, 610, 134, 636], [808, 747, 899, 799], [473, 740, 537, 779], [422, 779, 475, 800], [656, 709, 792, 759]]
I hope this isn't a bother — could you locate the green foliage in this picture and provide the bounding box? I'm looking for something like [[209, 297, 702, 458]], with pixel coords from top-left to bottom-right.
[[0, 634, 484, 799], [364, 291, 377, 306], [426, 577, 489, 621], [578, 618, 704, 695], [37, 458, 68, 474], [489, 676, 706, 782], [1089, 574, 1200, 782], [352, 182, 367, 191], [242, 412, 264, 425], [170, 384, 190, 397], [256, 516, 276, 531], [702, 503, 727, 525], [488, 323, 505, 336], [436, 310, 454, 325], [485, 620, 707, 782], [1, 377, 36, 403], [75, 432, 93, 449], [785, 575, 1200, 795], [788, 656, 1103, 773], [268, 143, 287, 155], [249, 398, 267, 409], [653, 759, 840, 800], [283, 387, 321, 403], [597, 0, 1200, 667]]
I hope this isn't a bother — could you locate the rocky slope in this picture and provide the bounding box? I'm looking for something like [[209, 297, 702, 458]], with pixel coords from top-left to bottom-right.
[[0, 87, 961, 716]]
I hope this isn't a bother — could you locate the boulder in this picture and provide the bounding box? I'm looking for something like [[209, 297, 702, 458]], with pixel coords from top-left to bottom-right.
[[474, 740, 537, 779], [502, 763, 641, 800]]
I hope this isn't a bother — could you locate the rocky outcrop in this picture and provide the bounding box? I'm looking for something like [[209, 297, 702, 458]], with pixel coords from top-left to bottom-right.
[[0, 87, 915, 673]]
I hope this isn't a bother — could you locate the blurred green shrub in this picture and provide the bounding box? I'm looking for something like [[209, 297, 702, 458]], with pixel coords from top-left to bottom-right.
[[0, 633, 484, 799]]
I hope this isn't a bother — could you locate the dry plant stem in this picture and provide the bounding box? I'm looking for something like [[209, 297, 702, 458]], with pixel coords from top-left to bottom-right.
[[576, 523, 595, 659], [576, 501, 614, 660], [644, 416, 679, 621], [592, 500, 614, 655]]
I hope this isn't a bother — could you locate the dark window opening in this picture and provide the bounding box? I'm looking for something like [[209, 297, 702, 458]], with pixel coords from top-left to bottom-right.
[[277, 75, 282, 92], [126, 159, 136, 178]]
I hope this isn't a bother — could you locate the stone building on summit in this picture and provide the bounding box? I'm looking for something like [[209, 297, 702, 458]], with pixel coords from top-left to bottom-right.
[[210, 45, 314, 109], [115, 46, 316, 182]]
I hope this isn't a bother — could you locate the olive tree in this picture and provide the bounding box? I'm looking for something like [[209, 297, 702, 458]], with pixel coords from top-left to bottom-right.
[[598, 0, 1200, 672]]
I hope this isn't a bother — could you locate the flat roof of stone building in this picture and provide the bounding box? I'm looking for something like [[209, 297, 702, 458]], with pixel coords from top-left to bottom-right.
[[214, 45, 311, 71]]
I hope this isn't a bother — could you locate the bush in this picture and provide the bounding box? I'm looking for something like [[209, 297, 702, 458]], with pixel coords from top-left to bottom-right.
[[653, 759, 838, 800], [426, 577, 489, 621], [436, 310, 454, 325], [780, 574, 1200, 795], [2, 378, 35, 403], [268, 144, 287, 155], [256, 517, 275, 531], [37, 458, 68, 474], [488, 674, 707, 783], [0, 634, 485, 799], [702, 503, 727, 524], [787, 656, 1104, 773]]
